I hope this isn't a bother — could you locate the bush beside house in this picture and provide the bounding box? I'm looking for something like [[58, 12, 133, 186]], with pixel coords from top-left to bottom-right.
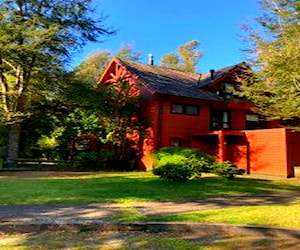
[[152, 147, 245, 181]]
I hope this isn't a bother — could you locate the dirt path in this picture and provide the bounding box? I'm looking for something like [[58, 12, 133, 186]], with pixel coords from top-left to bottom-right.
[[0, 191, 299, 224]]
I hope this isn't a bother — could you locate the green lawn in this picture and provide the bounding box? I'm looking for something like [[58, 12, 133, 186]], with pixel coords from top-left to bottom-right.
[[147, 201, 300, 228], [0, 171, 299, 204]]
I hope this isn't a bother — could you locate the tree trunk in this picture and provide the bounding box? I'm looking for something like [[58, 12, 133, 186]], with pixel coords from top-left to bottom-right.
[[6, 122, 22, 165]]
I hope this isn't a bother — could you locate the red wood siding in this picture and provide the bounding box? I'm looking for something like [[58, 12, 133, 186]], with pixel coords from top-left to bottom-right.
[[286, 131, 300, 177], [159, 96, 211, 148], [245, 128, 288, 176], [230, 109, 247, 130], [227, 144, 248, 171]]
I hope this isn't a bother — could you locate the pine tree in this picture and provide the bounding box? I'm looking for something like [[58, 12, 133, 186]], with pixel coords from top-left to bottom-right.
[[240, 0, 300, 120]]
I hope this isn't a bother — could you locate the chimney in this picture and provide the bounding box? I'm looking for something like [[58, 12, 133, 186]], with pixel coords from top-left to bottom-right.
[[210, 69, 215, 80], [148, 54, 154, 65]]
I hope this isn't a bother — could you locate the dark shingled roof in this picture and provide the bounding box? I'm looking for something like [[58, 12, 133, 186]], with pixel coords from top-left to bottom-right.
[[118, 59, 224, 101], [197, 64, 245, 88]]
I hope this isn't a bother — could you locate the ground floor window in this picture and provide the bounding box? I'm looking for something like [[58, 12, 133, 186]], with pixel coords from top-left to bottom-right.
[[169, 137, 182, 147]]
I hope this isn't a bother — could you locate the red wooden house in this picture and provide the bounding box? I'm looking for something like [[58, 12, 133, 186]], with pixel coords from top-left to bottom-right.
[[99, 57, 300, 177]]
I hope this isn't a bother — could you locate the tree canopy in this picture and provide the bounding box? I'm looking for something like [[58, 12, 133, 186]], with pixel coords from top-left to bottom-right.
[[240, 0, 300, 120], [0, 0, 113, 162], [160, 40, 202, 73], [74, 44, 140, 86]]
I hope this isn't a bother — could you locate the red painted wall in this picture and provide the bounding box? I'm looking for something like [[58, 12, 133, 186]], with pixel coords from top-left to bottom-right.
[[159, 96, 212, 148], [286, 131, 300, 177], [245, 128, 288, 176]]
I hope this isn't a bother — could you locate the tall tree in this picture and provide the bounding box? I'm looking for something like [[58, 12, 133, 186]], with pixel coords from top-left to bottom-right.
[[160, 53, 180, 71], [0, 0, 113, 164], [74, 50, 111, 86], [160, 40, 202, 73], [240, 0, 300, 120], [75, 44, 140, 86]]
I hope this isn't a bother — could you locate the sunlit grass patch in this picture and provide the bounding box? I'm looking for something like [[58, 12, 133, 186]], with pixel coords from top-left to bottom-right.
[[148, 201, 300, 228]]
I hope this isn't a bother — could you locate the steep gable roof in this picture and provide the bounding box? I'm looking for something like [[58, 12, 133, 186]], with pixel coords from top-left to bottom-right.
[[197, 63, 248, 88], [101, 58, 248, 102], [117, 59, 223, 101]]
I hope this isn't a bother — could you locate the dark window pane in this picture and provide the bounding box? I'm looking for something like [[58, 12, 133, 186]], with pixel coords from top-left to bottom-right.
[[171, 103, 184, 114], [246, 114, 260, 129], [186, 105, 199, 115], [211, 110, 230, 130]]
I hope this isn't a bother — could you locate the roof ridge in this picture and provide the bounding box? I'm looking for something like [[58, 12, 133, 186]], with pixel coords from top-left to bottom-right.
[[116, 57, 201, 78]]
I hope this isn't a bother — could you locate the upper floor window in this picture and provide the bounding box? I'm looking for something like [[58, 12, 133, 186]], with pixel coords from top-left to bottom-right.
[[211, 110, 230, 130], [171, 103, 200, 116], [245, 114, 261, 129], [217, 82, 236, 99], [171, 103, 184, 114]]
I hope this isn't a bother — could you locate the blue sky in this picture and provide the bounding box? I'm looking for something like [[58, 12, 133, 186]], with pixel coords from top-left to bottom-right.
[[71, 0, 262, 73]]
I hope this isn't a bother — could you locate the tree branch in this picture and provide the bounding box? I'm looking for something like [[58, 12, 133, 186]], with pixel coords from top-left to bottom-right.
[[2, 59, 18, 72]]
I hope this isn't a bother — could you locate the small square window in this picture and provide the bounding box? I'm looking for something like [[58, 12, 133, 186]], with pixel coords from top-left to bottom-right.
[[171, 103, 184, 114], [169, 138, 182, 147], [186, 105, 199, 115]]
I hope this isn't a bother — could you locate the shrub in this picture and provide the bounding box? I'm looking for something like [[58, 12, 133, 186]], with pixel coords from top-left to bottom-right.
[[212, 161, 245, 179], [153, 158, 200, 182], [74, 151, 115, 171], [152, 147, 216, 181], [153, 147, 215, 168]]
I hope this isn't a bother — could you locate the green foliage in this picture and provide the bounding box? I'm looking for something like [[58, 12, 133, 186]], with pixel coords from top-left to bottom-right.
[[75, 152, 99, 162], [74, 51, 111, 86], [152, 147, 244, 181], [55, 77, 146, 168], [37, 136, 59, 150], [0, 0, 113, 123], [18, 108, 61, 159], [160, 53, 180, 70], [153, 160, 200, 182], [240, 0, 300, 120], [0, 0, 114, 162], [152, 147, 215, 181], [160, 40, 202, 73], [74, 44, 140, 86], [74, 152, 109, 171], [97, 79, 146, 165], [75, 151, 115, 162], [212, 161, 245, 179], [61, 108, 102, 139], [153, 147, 215, 168]]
